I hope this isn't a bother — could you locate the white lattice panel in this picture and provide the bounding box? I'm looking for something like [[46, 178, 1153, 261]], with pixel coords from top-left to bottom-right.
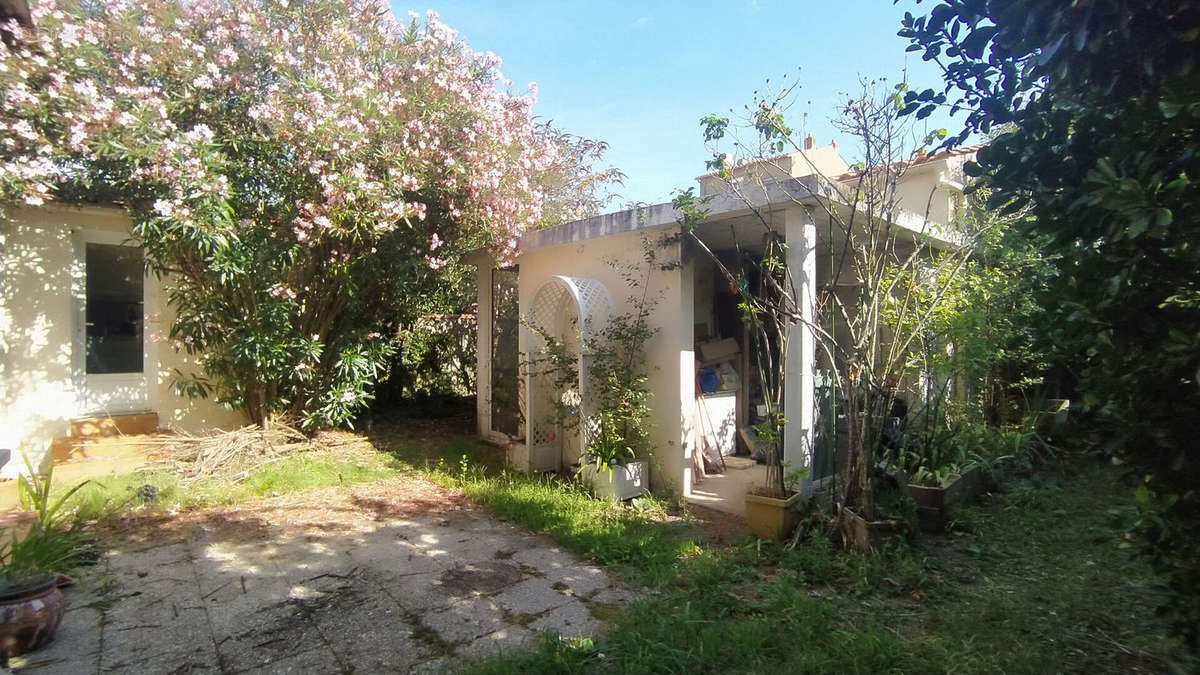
[[523, 275, 614, 472]]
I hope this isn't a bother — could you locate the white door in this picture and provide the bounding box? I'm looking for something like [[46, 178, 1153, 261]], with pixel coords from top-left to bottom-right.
[[74, 230, 153, 415]]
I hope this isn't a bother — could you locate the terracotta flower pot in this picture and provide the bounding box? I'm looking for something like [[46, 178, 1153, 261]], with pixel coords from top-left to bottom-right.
[[0, 576, 66, 658]]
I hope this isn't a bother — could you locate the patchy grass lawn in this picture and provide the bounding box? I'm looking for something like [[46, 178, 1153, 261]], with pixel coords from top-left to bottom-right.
[[370, 428, 1183, 673], [64, 440, 403, 521], [59, 416, 1185, 673]]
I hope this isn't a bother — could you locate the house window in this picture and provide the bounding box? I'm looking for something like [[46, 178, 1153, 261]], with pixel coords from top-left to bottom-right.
[[84, 243, 144, 374], [490, 267, 520, 436]]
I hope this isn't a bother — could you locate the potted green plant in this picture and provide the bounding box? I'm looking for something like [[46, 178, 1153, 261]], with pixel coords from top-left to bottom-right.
[[579, 415, 648, 501], [886, 416, 1007, 532], [0, 454, 89, 659], [578, 305, 656, 501], [907, 463, 986, 532], [533, 249, 660, 501], [744, 449, 808, 540]]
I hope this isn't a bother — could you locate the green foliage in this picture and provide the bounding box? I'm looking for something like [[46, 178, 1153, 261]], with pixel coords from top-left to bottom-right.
[[900, 0, 1200, 648], [3, 455, 92, 589], [451, 444, 1177, 673], [582, 310, 657, 474], [65, 449, 399, 522], [426, 462, 690, 586], [1, 1, 625, 431], [883, 188, 1055, 423], [377, 315, 476, 405], [17, 453, 89, 532], [529, 237, 662, 477], [0, 527, 89, 589], [885, 397, 1056, 487]]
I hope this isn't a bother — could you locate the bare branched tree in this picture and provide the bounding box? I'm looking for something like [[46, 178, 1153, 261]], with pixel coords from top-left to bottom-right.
[[676, 77, 991, 529]]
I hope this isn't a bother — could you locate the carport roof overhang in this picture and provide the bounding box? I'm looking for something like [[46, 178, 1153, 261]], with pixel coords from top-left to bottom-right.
[[517, 175, 824, 254], [469, 174, 964, 262]]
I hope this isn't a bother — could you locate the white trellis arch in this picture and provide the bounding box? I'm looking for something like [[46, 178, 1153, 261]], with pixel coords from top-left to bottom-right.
[[524, 275, 614, 472]]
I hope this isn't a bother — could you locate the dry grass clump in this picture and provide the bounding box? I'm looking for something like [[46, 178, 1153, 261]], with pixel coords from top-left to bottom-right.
[[147, 418, 362, 480]]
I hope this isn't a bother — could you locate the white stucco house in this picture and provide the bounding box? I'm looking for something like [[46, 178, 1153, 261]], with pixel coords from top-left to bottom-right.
[[468, 141, 978, 513], [0, 141, 976, 502], [0, 204, 244, 478]]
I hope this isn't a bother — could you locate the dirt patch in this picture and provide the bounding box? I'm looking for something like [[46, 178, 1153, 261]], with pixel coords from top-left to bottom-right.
[[96, 473, 471, 546], [686, 503, 750, 543], [439, 561, 524, 595]]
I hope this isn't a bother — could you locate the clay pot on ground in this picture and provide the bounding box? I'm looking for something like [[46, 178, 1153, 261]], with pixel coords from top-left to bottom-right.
[[0, 575, 66, 659]]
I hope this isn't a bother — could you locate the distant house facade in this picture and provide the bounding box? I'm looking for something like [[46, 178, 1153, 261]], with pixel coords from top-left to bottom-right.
[[0, 204, 243, 477], [468, 142, 977, 509]]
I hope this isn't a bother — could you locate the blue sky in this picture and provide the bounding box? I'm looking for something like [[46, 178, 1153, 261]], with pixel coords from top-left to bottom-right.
[[392, 1, 958, 206]]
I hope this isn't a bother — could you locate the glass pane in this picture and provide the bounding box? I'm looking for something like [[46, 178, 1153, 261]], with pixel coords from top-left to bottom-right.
[[491, 268, 520, 436], [85, 243, 144, 374]]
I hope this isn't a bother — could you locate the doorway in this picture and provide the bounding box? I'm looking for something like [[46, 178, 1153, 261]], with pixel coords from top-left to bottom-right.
[[74, 231, 153, 415]]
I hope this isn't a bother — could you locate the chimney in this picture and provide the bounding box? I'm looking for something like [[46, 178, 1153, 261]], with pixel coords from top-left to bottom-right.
[[830, 139, 838, 151], [803, 134, 816, 150]]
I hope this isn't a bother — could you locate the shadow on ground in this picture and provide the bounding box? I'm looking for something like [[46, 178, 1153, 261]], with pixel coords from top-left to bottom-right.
[[20, 475, 637, 674]]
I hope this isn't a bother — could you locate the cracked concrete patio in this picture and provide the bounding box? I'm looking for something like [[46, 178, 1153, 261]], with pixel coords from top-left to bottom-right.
[[15, 477, 637, 674]]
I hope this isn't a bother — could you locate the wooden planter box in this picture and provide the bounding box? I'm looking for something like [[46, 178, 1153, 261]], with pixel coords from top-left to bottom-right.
[[839, 509, 908, 553], [1036, 398, 1070, 435], [908, 465, 987, 533], [745, 490, 803, 540]]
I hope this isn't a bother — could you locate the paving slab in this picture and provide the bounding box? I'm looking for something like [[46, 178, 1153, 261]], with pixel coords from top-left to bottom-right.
[[529, 600, 603, 638], [22, 475, 638, 673], [459, 625, 537, 662], [420, 596, 507, 644], [234, 646, 344, 674], [492, 577, 573, 617], [542, 562, 610, 599], [13, 605, 103, 674], [378, 571, 457, 613]]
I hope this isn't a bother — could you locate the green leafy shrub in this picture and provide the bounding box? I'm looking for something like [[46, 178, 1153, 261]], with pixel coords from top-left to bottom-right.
[[901, 0, 1200, 649], [529, 237, 665, 477], [2, 456, 92, 588]]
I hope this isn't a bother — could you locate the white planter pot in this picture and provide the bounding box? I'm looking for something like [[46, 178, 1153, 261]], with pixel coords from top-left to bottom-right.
[[582, 460, 648, 501]]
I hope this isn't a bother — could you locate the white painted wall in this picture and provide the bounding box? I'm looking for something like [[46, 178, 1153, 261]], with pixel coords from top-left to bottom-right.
[[783, 206, 818, 491], [698, 144, 851, 198], [0, 205, 244, 477], [513, 227, 694, 495], [893, 153, 970, 231]]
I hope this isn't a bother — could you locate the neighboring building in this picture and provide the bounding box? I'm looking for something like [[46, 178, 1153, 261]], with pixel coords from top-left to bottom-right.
[[468, 142, 978, 513], [0, 204, 244, 478]]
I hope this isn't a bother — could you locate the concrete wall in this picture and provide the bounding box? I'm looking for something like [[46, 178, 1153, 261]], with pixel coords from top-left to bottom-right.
[[514, 227, 695, 495], [894, 154, 969, 232], [0, 205, 244, 477], [699, 144, 851, 197]]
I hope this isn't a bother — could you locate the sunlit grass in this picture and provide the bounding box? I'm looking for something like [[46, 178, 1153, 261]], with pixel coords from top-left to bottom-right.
[[64, 448, 401, 521], [42, 427, 1182, 673]]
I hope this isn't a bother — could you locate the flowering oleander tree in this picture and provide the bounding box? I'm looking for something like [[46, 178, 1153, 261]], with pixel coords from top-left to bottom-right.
[[1, 0, 561, 427]]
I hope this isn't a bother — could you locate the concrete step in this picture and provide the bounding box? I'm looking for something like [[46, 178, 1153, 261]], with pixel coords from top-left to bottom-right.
[[47, 413, 161, 463], [50, 434, 164, 464], [70, 412, 159, 439]]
